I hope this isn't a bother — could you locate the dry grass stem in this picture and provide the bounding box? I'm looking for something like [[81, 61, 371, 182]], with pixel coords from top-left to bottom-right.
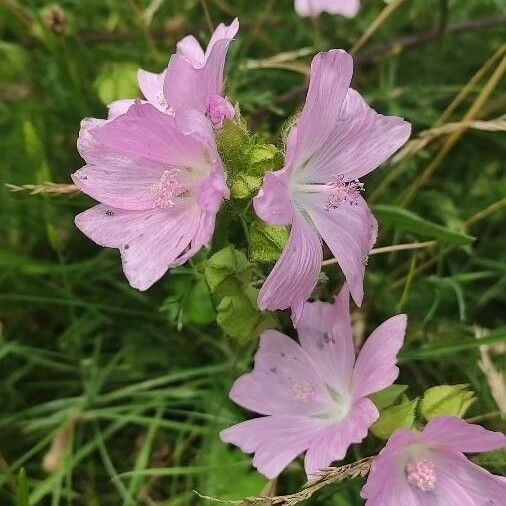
[[6, 182, 79, 195]]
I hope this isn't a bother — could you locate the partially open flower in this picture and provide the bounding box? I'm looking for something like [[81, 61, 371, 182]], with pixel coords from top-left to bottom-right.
[[361, 416, 506, 505], [221, 285, 407, 479], [72, 104, 228, 290]]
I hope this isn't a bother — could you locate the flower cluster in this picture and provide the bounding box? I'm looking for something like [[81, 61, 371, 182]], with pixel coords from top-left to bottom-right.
[[72, 17, 505, 505]]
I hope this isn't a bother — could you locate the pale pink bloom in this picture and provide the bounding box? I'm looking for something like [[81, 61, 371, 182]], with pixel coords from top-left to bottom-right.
[[72, 103, 228, 290], [295, 0, 360, 18], [253, 50, 410, 324], [108, 18, 238, 126], [362, 416, 506, 505], [220, 285, 407, 479]]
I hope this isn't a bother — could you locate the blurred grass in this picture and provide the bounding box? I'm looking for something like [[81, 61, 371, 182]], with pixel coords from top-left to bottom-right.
[[1, 0, 505, 504]]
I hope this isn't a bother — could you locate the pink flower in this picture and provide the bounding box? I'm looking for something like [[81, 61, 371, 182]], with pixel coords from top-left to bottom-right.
[[253, 50, 410, 325], [295, 0, 360, 18], [108, 18, 239, 126], [220, 285, 407, 479], [361, 416, 506, 505], [72, 103, 228, 290]]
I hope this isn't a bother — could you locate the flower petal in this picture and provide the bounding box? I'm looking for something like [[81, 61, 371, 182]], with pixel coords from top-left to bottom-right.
[[351, 314, 407, 400], [107, 99, 136, 119], [253, 171, 293, 225], [302, 192, 377, 306], [75, 202, 200, 290], [176, 35, 205, 67], [290, 50, 353, 176], [258, 212, 322, 325], [220, 415, 327, 480], [91, 102, 207, 168], [304, 398, 378, 478], [137, 68, 166, 106], [295, 0, 360, 18], [300, 88, 411, 184], [423, 416, 506, 454], [229, 329, 332, 417], [298, 285, 355, 393], [204, 18, 239, 62]]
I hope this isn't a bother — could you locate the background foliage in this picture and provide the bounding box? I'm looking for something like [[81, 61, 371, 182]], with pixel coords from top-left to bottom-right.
[[0, 0, 505, 504]]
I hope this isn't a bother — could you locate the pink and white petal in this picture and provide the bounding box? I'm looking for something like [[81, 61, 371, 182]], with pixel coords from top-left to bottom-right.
[[301, 192, 377, 306], [76, 117, 107, 164], [71, 160, 165, 210], [107, 99, 136, 119], [229, 330, 332, 416], [290, 50, 353, 177], [258, 211, 322, 325], [434, 449, 506, 505], [220, 415, 327, 480], [351, 314, 407, 400], [91, 102, 207, 169], [301, 89, 411, 184], [163, 54, 207, 113], [295, 0, 360, 18], [75, 202, 199, 290], [204, 18, 239, 62], [361, 429, 422, 506], [137, 68, 166, 106], [304, 398, 379, 478], [201, 38, 231, 98], [176, 35, 205, 67], [423, 416, 506, 454], [253, 171, 293, 225], [298, 286, 355, 393]]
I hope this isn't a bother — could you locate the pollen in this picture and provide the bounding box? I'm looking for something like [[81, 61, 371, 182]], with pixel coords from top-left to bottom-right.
[[406, 459, 437, 492], [325, 174, 364, 211], [290, 381, 316, 402], [150, 169, 188, 208]]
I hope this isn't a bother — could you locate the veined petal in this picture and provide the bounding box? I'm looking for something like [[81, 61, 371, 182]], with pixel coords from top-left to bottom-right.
[[304, 398, 378, 478], [205, 18, 239, 62], [298, 285, 355, 394], [302, 192, 377, 306], [229, 330, 332, 417], [423, 416, 506, 454], [295, 0, 360, 18], [300, 89, 411, 184], [137, 68, 167, 106], [91, 102, 208, 169], [220, 415, 327, 480], [290, 50, 353, 176], [75, 202, 200, 290], [176, 35, 205, 67], [258, 211, 322, 325], [253, 171, 293, 225], [351, 314, 407, 400]]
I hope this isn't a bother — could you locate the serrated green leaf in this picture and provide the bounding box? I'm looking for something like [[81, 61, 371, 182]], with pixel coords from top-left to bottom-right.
[[216, 119, 250, 177], [249, 221, 289, 263], [372, 205, 474, 245], [370, 385, 408, 410], [370, 397, 418, 440], [420, 384, 475, 421], [205, 246, 252, 299], [216, 287, 276, 342], [94, 62, 139, 105]]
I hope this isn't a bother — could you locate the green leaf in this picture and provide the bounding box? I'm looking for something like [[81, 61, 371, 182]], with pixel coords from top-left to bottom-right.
[[420, 384, 475, 421], [249, 221, 289, 263], [370, 397, 418, 440], [370, 385, 408, 410], [16, 469, 29, 506], [94, 62, 139, 105], [247, 143, 282, 176], [217, 287, 276, 342], [204, 246, 252, 299], [184, 279, 216, 326], [216, 119, 250, 177], [472, 448, 506, 473], [372, 205, 474, 245]]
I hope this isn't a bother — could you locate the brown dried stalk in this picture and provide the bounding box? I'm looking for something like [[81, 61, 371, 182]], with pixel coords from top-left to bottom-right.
[[5, 182, 79, 196], [194, 457, 373, 505]]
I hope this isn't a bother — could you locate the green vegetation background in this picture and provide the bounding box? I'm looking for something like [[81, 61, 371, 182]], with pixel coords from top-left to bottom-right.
[[0, 0, 505, 504]]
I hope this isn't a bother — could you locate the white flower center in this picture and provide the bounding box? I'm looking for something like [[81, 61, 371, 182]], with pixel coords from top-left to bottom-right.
[[406, 459, 437, 492], [293, 174, 364, 211], [150, 169, 189, 208]]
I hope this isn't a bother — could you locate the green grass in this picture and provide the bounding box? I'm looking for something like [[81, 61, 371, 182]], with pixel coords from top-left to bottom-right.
[[1, 0, 505, 504]]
